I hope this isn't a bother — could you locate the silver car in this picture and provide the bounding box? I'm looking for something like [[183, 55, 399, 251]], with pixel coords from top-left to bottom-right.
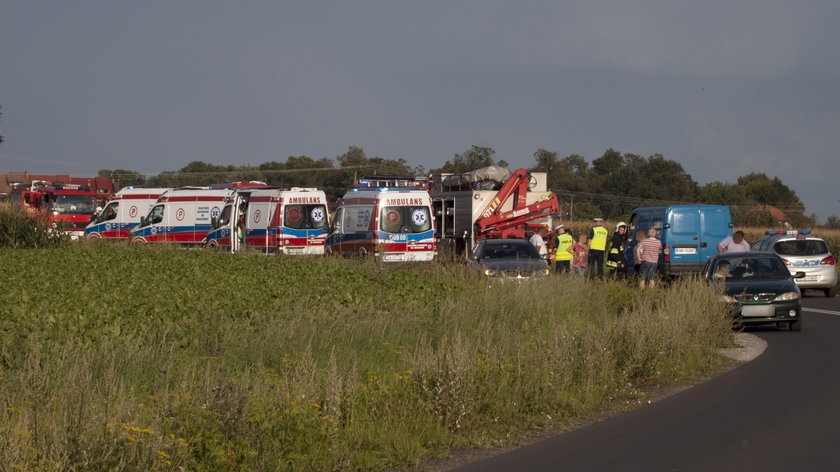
[[751, 231, 837, 297]]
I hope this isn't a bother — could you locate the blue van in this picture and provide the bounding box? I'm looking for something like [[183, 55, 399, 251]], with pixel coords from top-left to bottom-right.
[[629, 204, 733, 277]]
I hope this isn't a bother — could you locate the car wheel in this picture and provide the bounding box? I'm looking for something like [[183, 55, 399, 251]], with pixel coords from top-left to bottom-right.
[[789, 319, 802, 332], [825, 287, 837, 298]]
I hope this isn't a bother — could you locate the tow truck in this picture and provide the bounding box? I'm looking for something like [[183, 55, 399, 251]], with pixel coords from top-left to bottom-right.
[[430, 167, 560, 256]]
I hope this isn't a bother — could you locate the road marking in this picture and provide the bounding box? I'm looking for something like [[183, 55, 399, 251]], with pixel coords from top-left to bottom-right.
[[803, 307, 840, 316]]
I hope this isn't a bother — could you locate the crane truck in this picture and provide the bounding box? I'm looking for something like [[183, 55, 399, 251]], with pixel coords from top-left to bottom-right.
[[430, 167, 560, 257]]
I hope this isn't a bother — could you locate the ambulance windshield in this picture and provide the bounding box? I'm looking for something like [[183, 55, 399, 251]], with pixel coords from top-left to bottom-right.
[[51, 194, 97, 215], [380, 206, 432, 234], [284, 204, 327, 230]]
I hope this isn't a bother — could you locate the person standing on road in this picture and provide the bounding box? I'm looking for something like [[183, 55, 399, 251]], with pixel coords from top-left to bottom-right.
[[553, 225, 574, 274], [530, 227, 549, 257], [606, 222, 628, 279], [570, 233, 589, 278], [717, 231, 751, 254], [587, 218, 609, 279], [636, 228, 662, 288]]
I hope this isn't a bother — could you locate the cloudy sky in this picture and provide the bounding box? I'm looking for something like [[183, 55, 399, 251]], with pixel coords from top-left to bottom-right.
[[2, 1, 838, 217]]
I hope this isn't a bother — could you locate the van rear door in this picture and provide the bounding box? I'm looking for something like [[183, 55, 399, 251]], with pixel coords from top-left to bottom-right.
[[700, 207, 731, 262], [667, 208, 701, 266]]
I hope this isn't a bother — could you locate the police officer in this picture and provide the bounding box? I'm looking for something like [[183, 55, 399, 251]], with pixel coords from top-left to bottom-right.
[[606, 222, 628, 278], [553, 225, 574, 274], [587, 217, 609, 279]]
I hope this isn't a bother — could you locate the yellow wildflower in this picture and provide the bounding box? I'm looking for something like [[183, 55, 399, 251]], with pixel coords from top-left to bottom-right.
[[125, 434, 137, 443], [156, 450, 171, 459]]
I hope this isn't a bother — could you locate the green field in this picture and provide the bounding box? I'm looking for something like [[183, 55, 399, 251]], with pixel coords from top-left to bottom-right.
[[0, 244, 733, 471]]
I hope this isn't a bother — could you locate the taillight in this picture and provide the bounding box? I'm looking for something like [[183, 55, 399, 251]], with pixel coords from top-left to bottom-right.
[[821, 256, 835, 265], [781, 258, 791, 266], [662, 243, 670, 261]]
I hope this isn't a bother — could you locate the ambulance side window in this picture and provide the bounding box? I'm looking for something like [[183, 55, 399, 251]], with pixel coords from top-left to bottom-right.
[[218, 205, 232, 227], [333, 208, 344, 234], [98, 202, 118, 222], [147, 205, 164, 225]]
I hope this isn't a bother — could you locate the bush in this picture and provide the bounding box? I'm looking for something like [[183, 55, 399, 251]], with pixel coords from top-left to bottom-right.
[[0, 208, 67, 249]]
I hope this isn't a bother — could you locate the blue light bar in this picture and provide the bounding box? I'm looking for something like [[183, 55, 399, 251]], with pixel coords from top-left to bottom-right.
[[765, 230, 811, 235]]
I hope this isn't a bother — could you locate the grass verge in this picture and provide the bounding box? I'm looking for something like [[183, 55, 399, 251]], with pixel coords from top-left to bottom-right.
[[0, 245, 733, 471]]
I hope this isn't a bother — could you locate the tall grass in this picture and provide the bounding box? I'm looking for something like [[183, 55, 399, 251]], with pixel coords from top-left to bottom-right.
[[0, 207, 67, 249], [0, 246, 732, 471]]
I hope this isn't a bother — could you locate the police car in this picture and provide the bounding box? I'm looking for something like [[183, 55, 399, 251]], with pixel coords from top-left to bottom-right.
[[751, 231, 837, 297]]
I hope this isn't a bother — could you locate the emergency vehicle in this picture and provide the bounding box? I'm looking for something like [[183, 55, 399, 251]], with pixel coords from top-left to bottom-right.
[[9, 181, 99, 239], [325, 184, 436, 262], [129, 188, 232, 244], [430, 168, 559, 256], [204, 187, 329, 254], [84, 187, 171, 239]]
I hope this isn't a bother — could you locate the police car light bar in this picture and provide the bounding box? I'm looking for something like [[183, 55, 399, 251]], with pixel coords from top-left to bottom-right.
[[765, 230, 811, 235]]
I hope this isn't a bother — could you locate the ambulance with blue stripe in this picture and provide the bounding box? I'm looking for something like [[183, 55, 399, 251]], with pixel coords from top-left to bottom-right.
[[129, 188, 232, 244], [325, 186, 436, 262], [84, 187, 170, 239], [204, 187, 329, 254]]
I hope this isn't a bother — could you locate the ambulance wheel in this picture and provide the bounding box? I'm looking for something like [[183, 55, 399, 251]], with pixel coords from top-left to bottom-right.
[[825, 287, 837, 298]]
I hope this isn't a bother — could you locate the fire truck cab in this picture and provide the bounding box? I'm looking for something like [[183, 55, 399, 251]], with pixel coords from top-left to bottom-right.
[[10, 182, 99, 239], [325, 183, 436, 262], [205, 187, 330, 254], [84, 187, 171, 239], [129, 188, 232, 244]]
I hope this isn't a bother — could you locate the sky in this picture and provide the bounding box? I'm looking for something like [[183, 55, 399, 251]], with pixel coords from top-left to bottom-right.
[[1, 1, 839, 218]]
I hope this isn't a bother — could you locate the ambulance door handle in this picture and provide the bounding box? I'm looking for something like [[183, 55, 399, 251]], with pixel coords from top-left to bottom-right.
[[699, 242, 707, 248]]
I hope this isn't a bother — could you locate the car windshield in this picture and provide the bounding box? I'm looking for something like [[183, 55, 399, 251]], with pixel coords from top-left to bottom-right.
[[711, 256, 788, 280], [774, 239, 828, 256], [379, 206, 431, 234], [481, 242, 541, 260], [50, 194, 97, 215]]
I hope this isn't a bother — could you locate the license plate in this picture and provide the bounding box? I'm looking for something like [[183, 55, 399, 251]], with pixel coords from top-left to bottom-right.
[[803, 275, 819, 281], [285, 247, 305, 254], [383, 253, 404, 262], [741, 304, 775, 317], [674, 247, 697, 254]]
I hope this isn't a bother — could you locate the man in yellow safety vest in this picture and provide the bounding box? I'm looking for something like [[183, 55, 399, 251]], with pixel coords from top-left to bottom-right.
[[553, 225, 574, 274], [587, 217, 609, 279]]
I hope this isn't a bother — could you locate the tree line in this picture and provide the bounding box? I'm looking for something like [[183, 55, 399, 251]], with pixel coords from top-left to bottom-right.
[[98, 145, 825, 227]]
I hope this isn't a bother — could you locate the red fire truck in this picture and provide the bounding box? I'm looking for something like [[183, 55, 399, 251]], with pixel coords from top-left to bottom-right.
[[9, 181, 99, 239]]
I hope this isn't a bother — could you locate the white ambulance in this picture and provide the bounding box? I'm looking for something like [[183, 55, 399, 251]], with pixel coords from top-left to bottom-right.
[[129, 188, 232, 244], [325, 186, 436, 261], [84, 187, 171, 239], [204, 187, 330, 254]]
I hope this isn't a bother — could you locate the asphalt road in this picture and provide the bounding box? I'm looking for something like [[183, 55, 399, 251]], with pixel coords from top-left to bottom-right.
[[454, 293, 840, 472]]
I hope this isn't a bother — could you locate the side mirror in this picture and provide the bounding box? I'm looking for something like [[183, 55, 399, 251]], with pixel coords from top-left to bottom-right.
[[140, 216, 147, 227], [794, 271, 806, 279]]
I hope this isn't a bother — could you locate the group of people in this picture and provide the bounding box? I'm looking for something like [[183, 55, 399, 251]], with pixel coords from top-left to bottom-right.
[[528, 218, 662, 288], [530, 219, 753, 288]]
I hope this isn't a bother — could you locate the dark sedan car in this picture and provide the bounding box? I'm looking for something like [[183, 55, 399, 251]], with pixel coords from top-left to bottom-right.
[[470, 239, 550, 279], [704, 252, 806, 331]]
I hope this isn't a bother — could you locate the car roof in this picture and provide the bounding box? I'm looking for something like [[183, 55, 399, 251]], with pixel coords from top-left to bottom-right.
[[482, 238, 531, 244], [710, 251, 779, 259]]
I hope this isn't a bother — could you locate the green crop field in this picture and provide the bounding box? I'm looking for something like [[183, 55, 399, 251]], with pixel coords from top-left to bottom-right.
[[0, 243, 734, 471]]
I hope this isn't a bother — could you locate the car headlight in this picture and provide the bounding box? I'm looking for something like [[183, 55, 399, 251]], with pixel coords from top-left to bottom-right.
[[543, 269, 550, 276], [774, 292, 799, 301], [720, 295, 738, 303], [483, 269, 496, 277]]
